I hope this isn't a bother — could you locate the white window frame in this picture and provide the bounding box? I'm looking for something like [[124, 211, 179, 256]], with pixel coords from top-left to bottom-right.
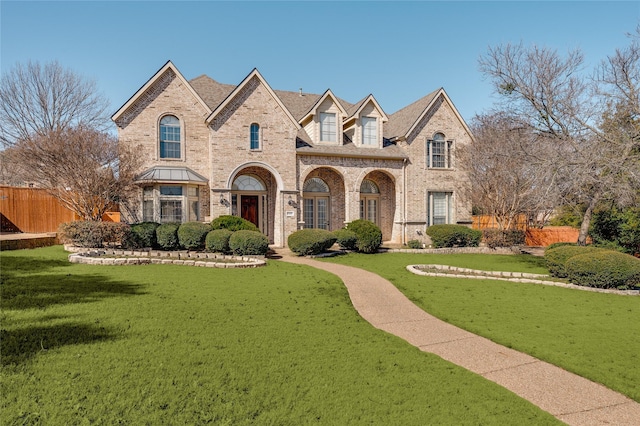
[[141, 184, 201, 223], [250, 123, 261, 151], [427, 191, 453, 226], [427, 133, 453, 169], [159, 115, 182, 160], [361, 117, 377, 146], [319, 112, 337, 142]]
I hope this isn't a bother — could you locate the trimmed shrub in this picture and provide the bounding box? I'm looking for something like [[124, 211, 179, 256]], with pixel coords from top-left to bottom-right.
[[426, 224, 482, 249], [58, 221, 131, 248], [211, 215, 259, 232], [544, 245, 605, 278], [333, 229, 358, 251], [591, 207, 640, 256], [156, 223, 180, 250], [125, 222, 160, 249], [545, 242, 576, 253], [205, 229, 233, 253], [288, 229, 337, 255], [565, 251, 640, 289], [346, 220, 382, 254], [482, 229, 526, 249], [229, 230, 269, 256], [407, 239, 423, 249], [178, 222, 211, 250]]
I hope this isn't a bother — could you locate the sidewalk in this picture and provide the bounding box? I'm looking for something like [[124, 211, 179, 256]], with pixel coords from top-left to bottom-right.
[[276, 250, 640, 426]]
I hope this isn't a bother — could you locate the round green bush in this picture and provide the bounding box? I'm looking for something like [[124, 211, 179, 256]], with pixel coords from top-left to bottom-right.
[[332, 229, 358, 250], [229, 230, 269, 256], [211, 215, 259, 232], [407, 239, 423, 249], [346, 220, 382, 254], [544, 245, 605, 278], [205, 229, 233, 253], [425, 224, 482, 248], [126, 222, 160, 249], [288, 229, 337, 255], [156, 223, 180, 250], [565, 251, 640, 289], [545, 242, 576, 253], [177, 221, 212, 250]]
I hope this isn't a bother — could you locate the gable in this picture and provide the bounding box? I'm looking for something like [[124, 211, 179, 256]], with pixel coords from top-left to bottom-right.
[[112, 61, 210, 128]]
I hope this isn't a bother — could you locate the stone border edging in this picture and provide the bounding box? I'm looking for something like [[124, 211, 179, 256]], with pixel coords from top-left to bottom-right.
[[407, 264, 639, 295], [67, 248, 266, 268]]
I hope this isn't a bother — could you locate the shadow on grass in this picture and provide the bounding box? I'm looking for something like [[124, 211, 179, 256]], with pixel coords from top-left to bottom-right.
[[513, 254, 549, 270], [1, 255, 145, 310], [1, 322, 116, 366]]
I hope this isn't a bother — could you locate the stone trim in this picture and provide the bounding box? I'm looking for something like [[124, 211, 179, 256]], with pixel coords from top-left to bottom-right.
[[407, 264, 639, 296], [67, 248, 266, 268]]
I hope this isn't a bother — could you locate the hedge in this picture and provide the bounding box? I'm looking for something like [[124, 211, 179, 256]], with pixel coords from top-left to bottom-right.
[[482, 229, 526, 249], [544, 245, 605, 278], [407, 239, 423, 249], [229, 230, 269, 256], [125, 222, 160, 249], [288, 229, 337, 255], [426, 224, 481, 249], [565, 251, 640, 289], [332, 229, 358, 251], [211, 215, 259, 232], [177, 222, 212, 250], [346, 220, 382, 254], [205, 229, 233, 253], [58, 221, 131, 248], [156, 223, 181, 250]]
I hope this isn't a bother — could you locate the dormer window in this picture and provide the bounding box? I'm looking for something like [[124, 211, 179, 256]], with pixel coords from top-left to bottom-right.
[[320, 112, 337, 142], [362, 117, 377, 146], [250, 123, 260, 150], [427, 132, 453, 168], [160, 115, 181, 159]]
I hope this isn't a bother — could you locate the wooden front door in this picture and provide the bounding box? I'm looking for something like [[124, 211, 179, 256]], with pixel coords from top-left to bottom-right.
[[241, 195, 259, 228]]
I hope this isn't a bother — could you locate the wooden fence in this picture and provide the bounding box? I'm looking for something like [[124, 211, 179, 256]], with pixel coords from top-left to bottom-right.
[[0, 186, 119, 234], [472, 214, 580, 247]]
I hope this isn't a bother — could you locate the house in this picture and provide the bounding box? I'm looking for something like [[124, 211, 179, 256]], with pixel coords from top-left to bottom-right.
[[112, 61, 473, 247]]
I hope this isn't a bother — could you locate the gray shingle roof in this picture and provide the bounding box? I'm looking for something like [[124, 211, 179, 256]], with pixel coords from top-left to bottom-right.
[[384, 89, 441, 139]]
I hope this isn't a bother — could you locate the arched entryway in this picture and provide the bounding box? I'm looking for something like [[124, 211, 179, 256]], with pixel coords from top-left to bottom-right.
[[229, 166, 278, 242], [302, 168, 345, 231], [359, 171, 395, 241]]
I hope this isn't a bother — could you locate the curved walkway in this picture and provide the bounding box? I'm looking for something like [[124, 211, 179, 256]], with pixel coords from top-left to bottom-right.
[[276, 250, 640, 426]]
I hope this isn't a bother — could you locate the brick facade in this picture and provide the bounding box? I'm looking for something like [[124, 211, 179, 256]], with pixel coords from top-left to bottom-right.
[[113, 61, 473, 247]]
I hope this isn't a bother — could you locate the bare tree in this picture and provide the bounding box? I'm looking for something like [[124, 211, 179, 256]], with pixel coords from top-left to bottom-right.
[[464, 112, 557, 230], [0, 60, 111, 147], [479, 32, 640, 244], [14, 126, 140, 221]]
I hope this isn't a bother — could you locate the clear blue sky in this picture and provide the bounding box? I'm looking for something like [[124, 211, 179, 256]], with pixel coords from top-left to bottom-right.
[[2, 1, 639, 129]]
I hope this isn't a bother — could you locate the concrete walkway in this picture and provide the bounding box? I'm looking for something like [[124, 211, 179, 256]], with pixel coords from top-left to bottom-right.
[[276, 250, 640, 426]]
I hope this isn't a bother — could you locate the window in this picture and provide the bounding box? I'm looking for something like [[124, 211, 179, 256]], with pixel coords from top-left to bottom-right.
[[250, 123, 260, 150], [142, 184, 200, 223], [188, 187, 200, 221], [362, 117, 377, 146], [159, 185, 183, 222], [160, 115, 181, 159], [427, 133, 453, 168], [320, 112, 337, 142], [143, 186, 154, 222], [303, 177, 330, 230], [428, 192, 453, 226], [359, 179, 380, 225]]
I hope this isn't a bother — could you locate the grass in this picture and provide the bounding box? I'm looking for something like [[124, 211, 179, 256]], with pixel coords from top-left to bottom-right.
[[322, 252, 640, 402], [0, 246, 561, 425]]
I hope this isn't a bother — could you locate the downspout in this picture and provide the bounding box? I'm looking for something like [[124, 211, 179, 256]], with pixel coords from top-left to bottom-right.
[[402, 157, 407, 246]]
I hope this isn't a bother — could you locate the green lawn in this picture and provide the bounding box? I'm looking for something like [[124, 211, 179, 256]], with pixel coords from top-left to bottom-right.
[[1, 246, 560, 425], [322, 252, 640, 403]]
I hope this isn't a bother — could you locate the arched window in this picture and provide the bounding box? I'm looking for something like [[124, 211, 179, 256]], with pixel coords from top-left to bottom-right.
[[250, 123, 260, 150], [360, 179, 380, 225], [303, 177, 330, 230], [160, 115, 181, 159], [427, 132, 453, 168], [232, 175, 266, 191]]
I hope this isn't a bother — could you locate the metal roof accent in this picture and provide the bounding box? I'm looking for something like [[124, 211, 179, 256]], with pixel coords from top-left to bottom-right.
[[135, 166, 208, 184]]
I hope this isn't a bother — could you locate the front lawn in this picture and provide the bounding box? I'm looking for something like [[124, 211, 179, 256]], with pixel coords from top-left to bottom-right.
[[323, 252, 640, 402], [1, 246, 560, 425]]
